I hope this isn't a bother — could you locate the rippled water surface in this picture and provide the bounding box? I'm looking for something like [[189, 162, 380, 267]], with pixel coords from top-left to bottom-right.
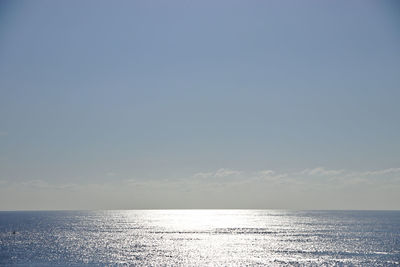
[[0, 210, 399, 266]]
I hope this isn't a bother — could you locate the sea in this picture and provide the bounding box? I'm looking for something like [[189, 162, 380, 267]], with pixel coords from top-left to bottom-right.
[[0, 210, 399, 266]]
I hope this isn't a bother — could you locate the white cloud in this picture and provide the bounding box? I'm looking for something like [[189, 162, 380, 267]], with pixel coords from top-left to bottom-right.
[[300, 167, 344, 176], [215, 168, 241, 177], [193, 172, 214, 179], [256, 170, 288, 182], [258, 170, 275, 176], [358, 168, 400, 176], [193, 168, 241, 178]]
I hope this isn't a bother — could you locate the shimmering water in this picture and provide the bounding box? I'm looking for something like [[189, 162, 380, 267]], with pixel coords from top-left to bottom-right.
[[0, 210, 399, 266]]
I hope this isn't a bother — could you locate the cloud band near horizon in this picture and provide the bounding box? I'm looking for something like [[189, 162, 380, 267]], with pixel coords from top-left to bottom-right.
[[1, 167, 399, 211]]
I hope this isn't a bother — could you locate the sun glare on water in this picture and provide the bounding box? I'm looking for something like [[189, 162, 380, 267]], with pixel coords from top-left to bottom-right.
[[129, 210, 253, 231]]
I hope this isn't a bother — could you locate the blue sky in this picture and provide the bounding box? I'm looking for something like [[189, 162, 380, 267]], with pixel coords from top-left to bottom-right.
[[0, 0, 399, 209]]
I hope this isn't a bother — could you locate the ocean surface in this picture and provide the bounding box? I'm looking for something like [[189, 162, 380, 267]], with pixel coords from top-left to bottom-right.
[[0, 210, 399, 266]]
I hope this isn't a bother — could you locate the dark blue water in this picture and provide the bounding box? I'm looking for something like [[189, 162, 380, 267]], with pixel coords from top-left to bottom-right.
[[0, 210, 399, 266]]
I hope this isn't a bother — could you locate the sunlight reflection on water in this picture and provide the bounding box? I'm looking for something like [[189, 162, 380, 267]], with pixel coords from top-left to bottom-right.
[[0, 210, 399, 265]]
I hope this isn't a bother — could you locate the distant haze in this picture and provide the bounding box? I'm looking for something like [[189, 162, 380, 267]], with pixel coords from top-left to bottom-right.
[[0, 0, 399, 210]]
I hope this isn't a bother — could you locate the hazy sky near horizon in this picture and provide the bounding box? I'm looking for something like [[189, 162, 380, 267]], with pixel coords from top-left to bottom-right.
[[1, 0, 399, 210]]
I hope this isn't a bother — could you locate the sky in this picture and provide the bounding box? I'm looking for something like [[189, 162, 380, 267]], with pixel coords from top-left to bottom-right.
[[0, 0, 399, 210]]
